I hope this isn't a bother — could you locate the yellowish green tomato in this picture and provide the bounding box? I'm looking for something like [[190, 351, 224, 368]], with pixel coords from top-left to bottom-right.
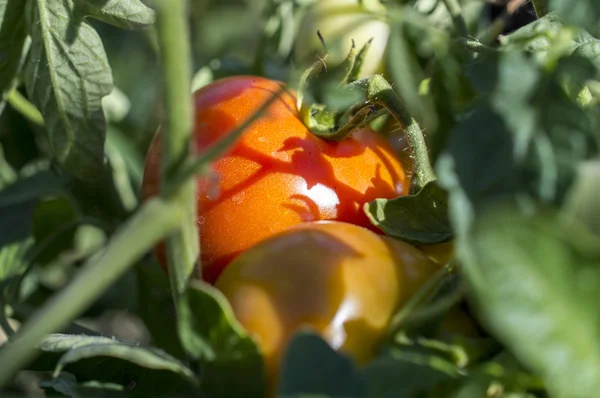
[[294, 0, 389, 78], [214, 221, 440, 393]]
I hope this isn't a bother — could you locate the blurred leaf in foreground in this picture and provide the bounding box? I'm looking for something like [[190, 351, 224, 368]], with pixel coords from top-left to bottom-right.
[[461, 204, 600, 398], [549, 0, 600, 35], [278, 330, 365, 397]]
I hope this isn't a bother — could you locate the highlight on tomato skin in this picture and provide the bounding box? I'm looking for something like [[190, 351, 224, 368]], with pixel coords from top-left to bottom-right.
[[213, 220, 440, 394], [141, 75, 410, 284]]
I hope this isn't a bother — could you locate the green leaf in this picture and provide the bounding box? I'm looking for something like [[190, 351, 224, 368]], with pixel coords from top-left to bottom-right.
[[0, 0, 28, 100], [77, 0, 155, 30], [572, 40, 600, 73], [24, 0, 113, 180], [0, 170, 64, 207], [363, 349, 458, 398], [0, 170, 65, 247], [32, 195, 79, 264], [446, 105, 522, 207], [106, 126, 143, 188], [450, 49, 599, 209], [177, 280, 266, 397], [562, 160, 600, 236], [277, 331, 366, 397], [386, 17, 437, 134], [461, 204, 600, 398], [0, 238, 32, 284], [499, 12, 595, 54], [549, 0, 600, 34], [364, 180, 452, 245], [40, 372, 131, 398], [31, 334, 200, 396], [135, 264, 186, 360]]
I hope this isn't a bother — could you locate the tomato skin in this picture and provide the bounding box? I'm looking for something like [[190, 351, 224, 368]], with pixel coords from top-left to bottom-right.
[[142, 76, 408, 283], [214, 221, 440, 393]]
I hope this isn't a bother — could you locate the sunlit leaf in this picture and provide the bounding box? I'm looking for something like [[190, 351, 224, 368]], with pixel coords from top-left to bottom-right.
[[364, 180, 452, 245], [78, 0, 155, 30], [24, 0, 113, 180]]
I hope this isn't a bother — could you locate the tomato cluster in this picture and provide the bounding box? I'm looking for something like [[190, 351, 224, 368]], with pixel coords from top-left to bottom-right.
[[142, 76, 409, 283], [141, 75, 460, 392]]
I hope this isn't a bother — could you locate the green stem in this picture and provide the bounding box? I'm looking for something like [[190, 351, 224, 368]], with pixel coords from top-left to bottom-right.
[[0, 198, 183, 387], [387, 261, 458, 338], [6, 89, 44, 126], [440, 0, 468, 37], [361, 75, 436, 193], [154, 0, 199, 294], [531, 0, 549, 18], [0, 300, 15, 338]]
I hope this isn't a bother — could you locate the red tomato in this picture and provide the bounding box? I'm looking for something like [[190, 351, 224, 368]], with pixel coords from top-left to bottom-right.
[[142, 76, 408, 283]]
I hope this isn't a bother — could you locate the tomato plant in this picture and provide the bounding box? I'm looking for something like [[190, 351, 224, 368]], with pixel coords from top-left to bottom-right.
[[142, 75, 408, 283], [1, 1, 600, 398], [214, 220, 440, 392]]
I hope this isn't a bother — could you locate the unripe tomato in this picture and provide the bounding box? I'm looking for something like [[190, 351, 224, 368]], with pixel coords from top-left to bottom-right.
[[214, 221, 440, 393], [294, 0, 389, 79], [142, 76, 408, 283]]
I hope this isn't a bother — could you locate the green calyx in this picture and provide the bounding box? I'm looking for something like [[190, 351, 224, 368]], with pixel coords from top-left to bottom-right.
[[297, 36, 383, 141], [296, 33, 435, 193]]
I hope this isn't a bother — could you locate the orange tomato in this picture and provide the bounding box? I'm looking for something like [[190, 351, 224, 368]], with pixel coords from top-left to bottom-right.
[[141, 76, 408, 283], [214, 221, 440, 393]]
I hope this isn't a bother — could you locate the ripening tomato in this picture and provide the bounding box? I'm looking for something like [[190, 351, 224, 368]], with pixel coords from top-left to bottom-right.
[[294, 0, 389, 79], [141, 76, 408, 283], [214, 221, 440, 393]]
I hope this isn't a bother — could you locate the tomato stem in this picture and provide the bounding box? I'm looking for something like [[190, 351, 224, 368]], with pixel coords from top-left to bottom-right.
[[358, 75, 437, 193], [295, 38, 436, 193], [154, 0, 200, 294], [6, 88, 44, 126], [440, 0, 468, 38], [0, 198, 183, 387], [386, 260, 461, 338]]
